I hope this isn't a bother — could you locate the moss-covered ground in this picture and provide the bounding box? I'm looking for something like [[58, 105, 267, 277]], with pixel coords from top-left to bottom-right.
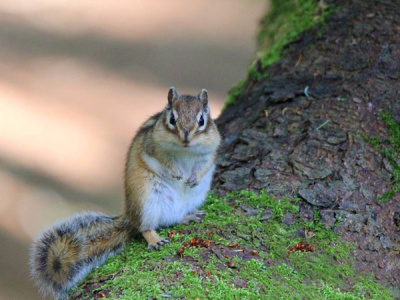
[[71, 191, 393, 299]]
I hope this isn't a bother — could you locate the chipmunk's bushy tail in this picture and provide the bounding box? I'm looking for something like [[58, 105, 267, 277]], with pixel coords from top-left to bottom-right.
[[30, 212, 134, 300]]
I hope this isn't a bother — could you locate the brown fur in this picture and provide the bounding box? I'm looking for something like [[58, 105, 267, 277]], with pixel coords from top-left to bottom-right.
[[46, 237, 80, 285]]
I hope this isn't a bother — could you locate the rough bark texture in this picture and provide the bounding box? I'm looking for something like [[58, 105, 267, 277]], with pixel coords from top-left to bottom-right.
[[213, 0, 400, 293]]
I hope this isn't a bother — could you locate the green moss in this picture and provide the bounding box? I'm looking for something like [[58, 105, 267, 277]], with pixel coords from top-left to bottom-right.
[[223, 0, 333, 110], [257, 0, 331, 68], [72, 191, 393, 299], [363, 111, 400, 201], [223, 78, 246, 111]]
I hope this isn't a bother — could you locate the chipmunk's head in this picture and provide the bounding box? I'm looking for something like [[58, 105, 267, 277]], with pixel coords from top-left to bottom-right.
[[160, 87, 218, 150]]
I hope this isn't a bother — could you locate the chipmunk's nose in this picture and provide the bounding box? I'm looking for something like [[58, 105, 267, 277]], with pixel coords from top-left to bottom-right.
[[183, 130, 189, 142], [182, 129, 190, 145]]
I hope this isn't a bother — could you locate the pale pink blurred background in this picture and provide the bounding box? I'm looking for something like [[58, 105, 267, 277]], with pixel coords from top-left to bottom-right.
[[0, 1, 267, 299]]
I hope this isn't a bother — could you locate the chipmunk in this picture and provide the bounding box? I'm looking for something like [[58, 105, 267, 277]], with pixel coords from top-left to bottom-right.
[[30, 87, 221, 300]]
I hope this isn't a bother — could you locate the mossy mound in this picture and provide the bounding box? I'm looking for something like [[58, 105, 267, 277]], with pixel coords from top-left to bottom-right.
[[71, 191, 393, 299]]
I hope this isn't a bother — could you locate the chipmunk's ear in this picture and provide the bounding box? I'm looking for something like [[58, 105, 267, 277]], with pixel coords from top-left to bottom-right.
[[198, 89, 208, 107], [168, 87, 179, 107]]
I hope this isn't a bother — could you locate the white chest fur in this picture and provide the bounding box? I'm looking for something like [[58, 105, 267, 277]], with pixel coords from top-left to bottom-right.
[[139, 149, 214, 232]]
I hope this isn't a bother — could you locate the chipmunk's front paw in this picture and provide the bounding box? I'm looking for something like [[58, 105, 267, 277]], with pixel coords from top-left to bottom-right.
[[185, 173, 199, 188], [169, 167, 184, 181], [147, 237, 170, 252]]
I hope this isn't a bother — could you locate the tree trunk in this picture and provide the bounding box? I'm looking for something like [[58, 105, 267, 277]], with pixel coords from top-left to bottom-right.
[[214, 0, 400, 292]]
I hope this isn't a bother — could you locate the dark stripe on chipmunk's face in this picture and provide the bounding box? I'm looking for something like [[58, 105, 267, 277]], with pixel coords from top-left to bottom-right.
[[164, 95, 209, 147]]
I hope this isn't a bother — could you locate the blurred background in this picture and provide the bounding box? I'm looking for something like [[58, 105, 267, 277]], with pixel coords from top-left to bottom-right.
[[0, 0, 267, 299]]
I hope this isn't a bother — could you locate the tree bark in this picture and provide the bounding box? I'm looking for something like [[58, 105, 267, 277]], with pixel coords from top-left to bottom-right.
[[213, 0, 400, 292]]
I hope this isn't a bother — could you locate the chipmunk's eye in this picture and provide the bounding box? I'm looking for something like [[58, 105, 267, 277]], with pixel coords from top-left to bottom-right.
[[198, 115, 204, 127], [169, 114, 176, 126]]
